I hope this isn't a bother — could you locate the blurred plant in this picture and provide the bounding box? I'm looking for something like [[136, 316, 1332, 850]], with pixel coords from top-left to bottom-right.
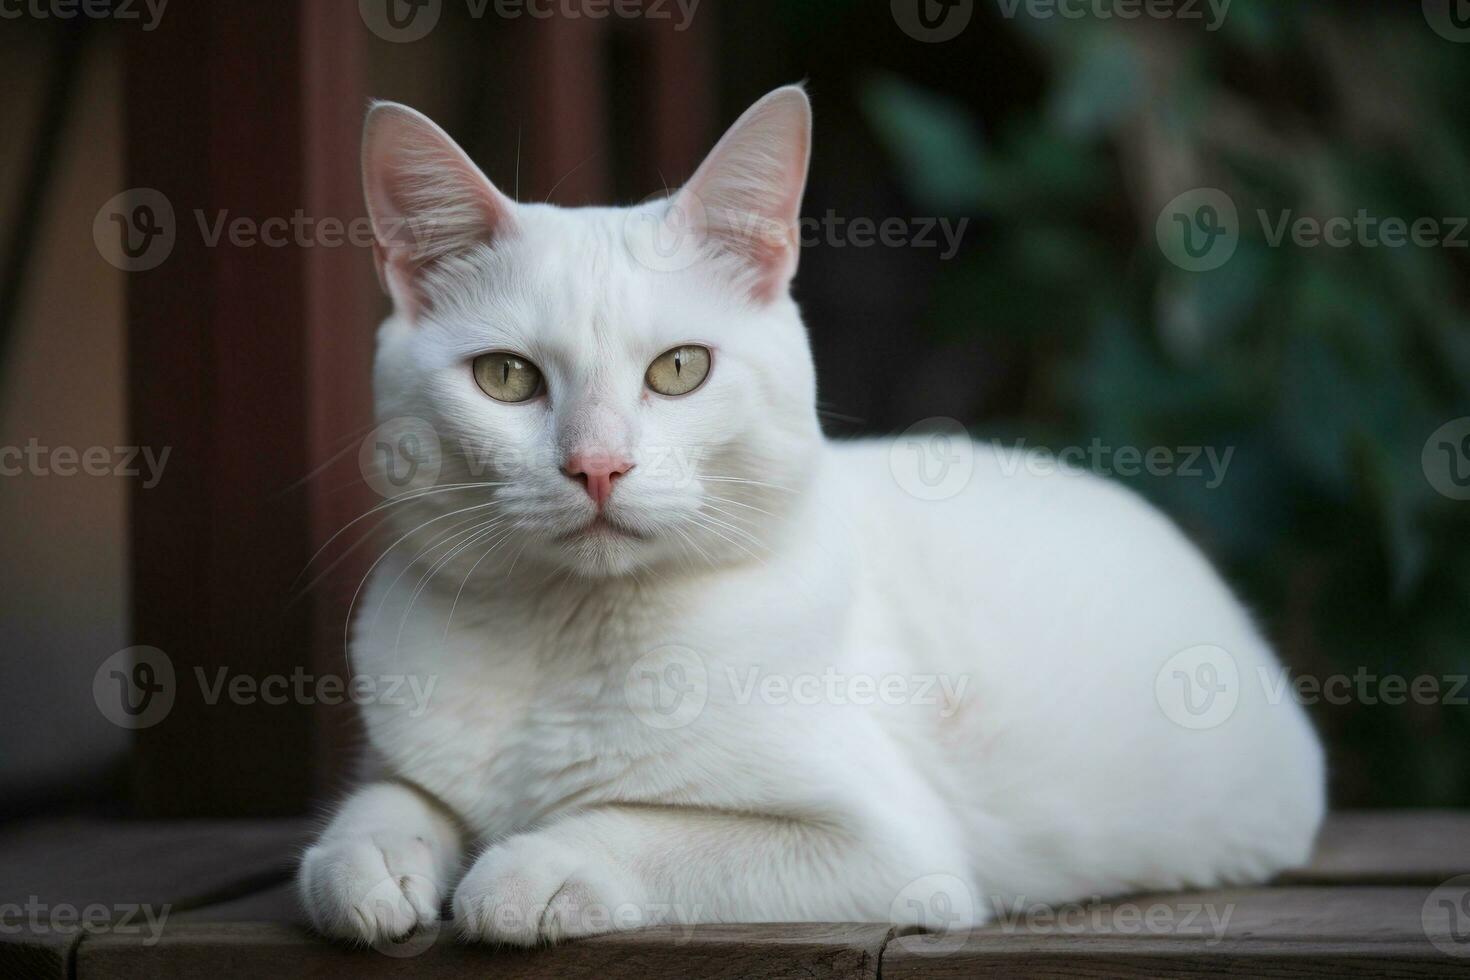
[[862, 0, 1470, 806]]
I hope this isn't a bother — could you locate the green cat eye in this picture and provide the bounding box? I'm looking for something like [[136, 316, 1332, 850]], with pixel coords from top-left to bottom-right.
[[473, 351, 544, 403], [646, 345, 711, 397]]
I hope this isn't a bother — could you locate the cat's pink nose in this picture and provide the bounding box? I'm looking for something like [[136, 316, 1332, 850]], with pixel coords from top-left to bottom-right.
[[562, 452, 633, 510]]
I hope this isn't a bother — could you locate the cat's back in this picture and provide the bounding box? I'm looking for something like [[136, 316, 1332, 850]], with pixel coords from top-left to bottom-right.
[[821, 436, 1324, 898], [822, 436, 1217, 634]]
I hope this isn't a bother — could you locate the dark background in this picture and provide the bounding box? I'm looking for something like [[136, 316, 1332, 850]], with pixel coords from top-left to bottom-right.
[[1, 0, 1466, 823]]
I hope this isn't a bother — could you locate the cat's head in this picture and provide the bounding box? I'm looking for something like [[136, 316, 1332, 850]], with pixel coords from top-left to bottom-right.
[[362, 86, 820, 579]]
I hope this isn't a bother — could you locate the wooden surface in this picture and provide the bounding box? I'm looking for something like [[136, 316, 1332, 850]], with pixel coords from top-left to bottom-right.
[[0, 817, 309, 909], [2, 812, 1467, 977], [81, 922, 896, 980], [1282, 810, 1470, 885], [884, 885, 1470, 978]]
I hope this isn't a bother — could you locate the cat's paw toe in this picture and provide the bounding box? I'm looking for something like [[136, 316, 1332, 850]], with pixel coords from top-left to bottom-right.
[[453, 835, 645, 945], [298, 833, 444, 943]]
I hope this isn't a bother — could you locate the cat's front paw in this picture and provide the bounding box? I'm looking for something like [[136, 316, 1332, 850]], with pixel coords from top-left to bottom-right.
[[298, 832, 445, 944], [453, 834, 647, 946]]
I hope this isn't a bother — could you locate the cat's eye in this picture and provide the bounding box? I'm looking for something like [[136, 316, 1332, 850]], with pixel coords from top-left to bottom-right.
[[473, 352, 544, 403], [645, 345, 711, 397]]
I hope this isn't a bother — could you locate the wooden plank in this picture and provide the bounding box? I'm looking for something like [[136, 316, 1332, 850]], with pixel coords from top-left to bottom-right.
[[16, 813, 1468, 976], [1284, 810, 1470, 885], [0, 929, 78, 980], [884, 941, 1465, 979], [882, 886, 1470, 978], [1, 819, 304, 980], [175, 882, 301, 926], [78, 922, 895, 979], [0, 818, 308, 911]]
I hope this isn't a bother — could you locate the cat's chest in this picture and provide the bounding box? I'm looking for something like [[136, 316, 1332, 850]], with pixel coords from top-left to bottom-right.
[[352, 552, 854, 837], [353, 589, 706, 836]]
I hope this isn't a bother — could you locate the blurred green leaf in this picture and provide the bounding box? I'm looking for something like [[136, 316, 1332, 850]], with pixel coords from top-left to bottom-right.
[[861, 75, 989, 212]]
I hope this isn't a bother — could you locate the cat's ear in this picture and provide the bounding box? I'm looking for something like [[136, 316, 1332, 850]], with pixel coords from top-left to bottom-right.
[[670, 85, 811, 302], [362, 101, 516, 321]]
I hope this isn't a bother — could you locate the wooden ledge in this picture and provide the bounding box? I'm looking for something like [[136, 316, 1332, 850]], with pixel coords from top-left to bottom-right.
[[4, 812, 1469, 978], [79, 922, 897, 980]]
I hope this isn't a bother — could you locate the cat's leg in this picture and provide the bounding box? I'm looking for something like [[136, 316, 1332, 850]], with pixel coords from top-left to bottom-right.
[[453, 803, 976, 945], [298, 781, 463, 942]]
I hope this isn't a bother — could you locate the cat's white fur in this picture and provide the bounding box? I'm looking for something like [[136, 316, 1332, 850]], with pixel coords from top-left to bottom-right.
[[298, 86, 1325, 946]]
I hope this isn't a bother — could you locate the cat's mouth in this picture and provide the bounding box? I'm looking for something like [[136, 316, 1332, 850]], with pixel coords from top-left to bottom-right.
[[559, 515, 648, 542]]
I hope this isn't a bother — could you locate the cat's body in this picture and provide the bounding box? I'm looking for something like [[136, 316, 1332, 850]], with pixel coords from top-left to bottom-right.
[[299, 87, 1324, 945]]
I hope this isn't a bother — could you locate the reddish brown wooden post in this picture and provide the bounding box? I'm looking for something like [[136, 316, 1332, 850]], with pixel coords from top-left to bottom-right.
[[635, 6, 717, 193], [123, 0, 372, 815], [301, 1, 380, 799], [515, 15, 613, 205]]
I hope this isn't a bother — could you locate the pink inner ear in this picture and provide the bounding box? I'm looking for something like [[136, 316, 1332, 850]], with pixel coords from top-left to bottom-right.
[[674, 87, 812, 303], [362, 104, 515, 321]]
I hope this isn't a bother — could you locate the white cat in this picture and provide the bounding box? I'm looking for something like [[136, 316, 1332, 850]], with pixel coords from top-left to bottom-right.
[[298, 85, 1325, 947]]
